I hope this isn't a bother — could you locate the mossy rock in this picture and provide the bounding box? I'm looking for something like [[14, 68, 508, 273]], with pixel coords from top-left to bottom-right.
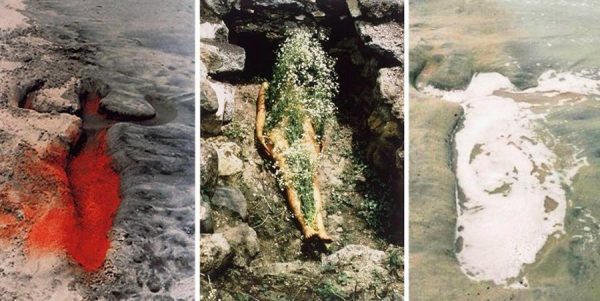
[[427, 50, 475, 90]]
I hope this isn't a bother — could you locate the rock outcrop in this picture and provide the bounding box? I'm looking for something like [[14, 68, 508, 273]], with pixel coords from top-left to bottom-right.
[[200, 233, 232, 275], [356, 21, 404, 64], [200, 138, 218, 194], [210, 186, 248, 221], [200, 39, 246, 75], [200, 8, 245, 136], [29, 78, 80, 114], [99, 91, 156, 120]]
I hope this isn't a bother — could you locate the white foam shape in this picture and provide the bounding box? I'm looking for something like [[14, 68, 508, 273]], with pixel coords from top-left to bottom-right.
[[424, 72, 590, 284], [522, 70, 600, 95]]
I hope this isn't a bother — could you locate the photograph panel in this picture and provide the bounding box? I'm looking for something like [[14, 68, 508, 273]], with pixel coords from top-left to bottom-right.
[[0, 0, 195, 299], [410, 0, 600, 300], [200, 0, 405, 299]]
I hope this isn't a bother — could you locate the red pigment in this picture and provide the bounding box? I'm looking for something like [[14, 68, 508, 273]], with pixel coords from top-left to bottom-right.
[[27, 131, 121, 271], [21, 93, 35, 110], [0, 213, 18, 239], [83, 94, 101, 116]]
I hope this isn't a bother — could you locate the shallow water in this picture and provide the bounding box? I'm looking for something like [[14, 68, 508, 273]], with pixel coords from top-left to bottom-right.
[[497, 0, 600, 72], [413, 0, 600, 299]]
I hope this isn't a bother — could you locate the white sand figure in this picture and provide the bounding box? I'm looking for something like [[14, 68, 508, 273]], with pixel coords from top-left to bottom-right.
[[426, 73, 578, 284]]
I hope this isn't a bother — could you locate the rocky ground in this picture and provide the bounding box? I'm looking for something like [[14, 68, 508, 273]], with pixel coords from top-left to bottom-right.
[[0, 1, 194, 299], [200, 0, 404, 300]]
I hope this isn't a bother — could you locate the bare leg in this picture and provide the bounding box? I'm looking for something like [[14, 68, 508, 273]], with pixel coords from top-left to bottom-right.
[[312, 178, 332, 242], [283, 185, 319, 239]]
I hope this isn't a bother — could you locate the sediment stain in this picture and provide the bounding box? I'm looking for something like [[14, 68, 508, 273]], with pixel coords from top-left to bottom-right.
[[544, 196, 559, 213], [469, 143, 484, 164]]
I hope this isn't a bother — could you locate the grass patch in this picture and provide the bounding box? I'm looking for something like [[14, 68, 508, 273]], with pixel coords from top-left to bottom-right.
[[316, 281, 347, 301]]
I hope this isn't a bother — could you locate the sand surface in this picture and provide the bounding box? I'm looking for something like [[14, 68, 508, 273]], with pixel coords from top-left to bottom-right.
[[0, 0, 27, 29]]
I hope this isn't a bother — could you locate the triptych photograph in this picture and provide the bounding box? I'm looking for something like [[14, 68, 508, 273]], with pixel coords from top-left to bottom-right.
[[0, 0, 597, 300]]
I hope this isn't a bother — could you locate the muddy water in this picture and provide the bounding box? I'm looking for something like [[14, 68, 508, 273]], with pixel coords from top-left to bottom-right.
[[413, 0, 600, 299]]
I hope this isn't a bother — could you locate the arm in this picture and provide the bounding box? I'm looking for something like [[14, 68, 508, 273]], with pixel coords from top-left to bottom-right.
[[255, 82, 273, 157]]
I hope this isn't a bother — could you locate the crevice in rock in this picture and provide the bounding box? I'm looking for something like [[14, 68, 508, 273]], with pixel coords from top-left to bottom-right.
[[15, 79, 45, 109], [212, 4, 403, 243], [222, 31, 277, 81]]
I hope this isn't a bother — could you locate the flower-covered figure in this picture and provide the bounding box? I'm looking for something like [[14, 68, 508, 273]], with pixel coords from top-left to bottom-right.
[[255, 29, 338, 242]]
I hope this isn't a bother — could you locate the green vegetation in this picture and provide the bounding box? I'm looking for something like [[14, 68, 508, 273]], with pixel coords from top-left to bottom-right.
[[266, 29, 338, 224], [266, 29, 338, 140], [316, 281, 346, 301], [285, 145, 317, 223], [387, 248, 403, 275], [223, 119, 250, 143], [330, 139, 394, 235]]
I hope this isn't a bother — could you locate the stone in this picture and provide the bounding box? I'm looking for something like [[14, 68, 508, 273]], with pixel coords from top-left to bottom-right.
[[200, 198, 214, 233], [200, 139, 218, 193], [321, 245, 389, 296], [202, 0, 240, 17], [199, 59, 208, 80], [211, 186, 248, 220], [328, 214, 345, 240], [223, 0, 320, 41], [200, 79, 218, 114], [99, 91, 156, 120], [77, 77, 111, 99], [30, 78, 80, 114], [220, 223, 260, 266], [210, 81, 235, 122], [346, 0, 361, 17], [374, 67, 403, 119], [367, 105, 402, 173], [251, 0, 308, 10], [256, 261, 319, 278], [428, 51, 475, 90], [355, 0, 403, 21], [199, 21, 229, 42], [201, 80, 235, 135], [0, 107, 81, 160], [216, 142, 243, 176], [200, 233, 232, 275], [356, 21, 403, 64], [200, 39, 245, 75]]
